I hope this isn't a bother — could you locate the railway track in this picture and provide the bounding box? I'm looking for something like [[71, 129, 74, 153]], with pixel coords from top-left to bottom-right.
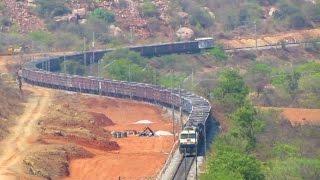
[[18, 39, 319, 179], [224, 40, 320, 52], [20, 39, 213, 180], [173, 156, 195, 180]]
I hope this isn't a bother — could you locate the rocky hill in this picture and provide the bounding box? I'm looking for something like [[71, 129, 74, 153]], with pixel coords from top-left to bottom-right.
[[0, 0, 319, 51]]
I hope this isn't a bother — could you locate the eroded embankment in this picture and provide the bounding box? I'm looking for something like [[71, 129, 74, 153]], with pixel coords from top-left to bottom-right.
[[3, 91, 175, 179]]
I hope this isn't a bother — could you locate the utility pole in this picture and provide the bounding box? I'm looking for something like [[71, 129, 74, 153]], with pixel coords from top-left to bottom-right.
[[184, 148, 187, 180], [191, 68, 194, 91], [63, 53, 66, 74], [254, 21, 258, 51], [195, 130, 198, 180], [129, 64, 131, 82], [171, 69, 175, 143], [129, 64, 132, 99], [130, 27, 133, 44], [83, 37, 87, 68], [48, 54, 50, 72], [179, 85, 183, 130], [203, 110, 207, 161], [154, 70, 157, 85], [92, 32, 95, 76]]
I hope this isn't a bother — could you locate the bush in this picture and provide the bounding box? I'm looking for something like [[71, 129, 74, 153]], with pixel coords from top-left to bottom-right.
[[190, 8, 214, 28], [28, 30, 54, 48], [140, 0, 158, 17], [181, 0, 213, 28], [159, 73, 186, 88], [209, 46, 228, 61], [36, 0, 71, 18], [203, 137, 265, 180], [212, 69, 249, 111], [91, 8, 115, 23], [102, 49, 146, 66], [0, 16, 12, 27], [118, 0, 128, 9], [289, 14, 309, 29], [264, 158, 320, 180], [0, 1, 5, 11], [60, 60, 85, 75], [53, 32, 82, 50]]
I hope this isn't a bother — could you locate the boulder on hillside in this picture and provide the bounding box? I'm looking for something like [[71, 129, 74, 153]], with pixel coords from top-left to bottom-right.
[[109, 25, 123, 37], [176, 27, 194, 40], [178, 12, 189, 19], [72, 8, 87, 19]]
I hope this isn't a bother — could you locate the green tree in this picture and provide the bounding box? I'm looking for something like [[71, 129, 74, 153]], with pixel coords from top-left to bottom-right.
[[212, 69, 249, 111], [104, 59, 153, 83], [209, 46, 228, 61], [299, 73, 320, 93], [28, 30, 54, 48], [91, 8, 115, 23], [102, 49, 146, 67], [203, 149, 265, 180], [231, 103, 260, 149], [36, 0, 71, 18], [140, 0, 158, 17], [246, 63, 272, 95], [159, 73, 186, 88], [289, 14, 309, 29], [286, 72, 300, 96], [60, 61, 85, 75]]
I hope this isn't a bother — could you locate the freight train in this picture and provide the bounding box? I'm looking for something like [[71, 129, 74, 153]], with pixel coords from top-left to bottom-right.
[[21, 38, 213, 156]]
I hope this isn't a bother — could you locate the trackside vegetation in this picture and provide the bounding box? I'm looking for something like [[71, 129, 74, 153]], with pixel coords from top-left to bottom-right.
[[202, 67, 320, 180], [203, 69, 265, 180], [58, 49, 188, 88]]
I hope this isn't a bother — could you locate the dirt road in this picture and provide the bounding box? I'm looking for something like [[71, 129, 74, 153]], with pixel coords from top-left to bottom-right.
[[0, 85, 52, 179], [0, 56, 11, 73], [220, 27, 320, 48]]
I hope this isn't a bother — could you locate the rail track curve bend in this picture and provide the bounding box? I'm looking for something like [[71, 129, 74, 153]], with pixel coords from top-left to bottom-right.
[[20, 40, 214, 179]]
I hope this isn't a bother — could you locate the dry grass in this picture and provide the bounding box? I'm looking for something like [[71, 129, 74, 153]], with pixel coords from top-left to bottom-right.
[[21, 92, 120, 179], [38, 93, 119, 151], [0, 78, 25, 141], [23, 144, 93, 179]]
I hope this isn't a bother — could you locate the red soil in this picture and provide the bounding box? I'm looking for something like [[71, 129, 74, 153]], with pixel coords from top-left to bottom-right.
[[281, 108, 320, 126], [87, 111, 115, 126], [64, 97, 174, 179], [45, 135, 120, 152]]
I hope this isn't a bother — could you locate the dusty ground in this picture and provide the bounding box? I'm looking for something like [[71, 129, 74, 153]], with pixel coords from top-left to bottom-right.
[[0, 85, 53, 179], [61, 95, 174, 180], [260, 107, 320, 126], [0, 88, 175, 180], [0, 55, 12, 72], [281, 108, 320, 126], [1, 54, 175, 179], [220, 27, 320, 49]]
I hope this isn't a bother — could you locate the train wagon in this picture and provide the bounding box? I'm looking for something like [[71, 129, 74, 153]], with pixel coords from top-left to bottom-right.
[[21, 38, 213, 157]]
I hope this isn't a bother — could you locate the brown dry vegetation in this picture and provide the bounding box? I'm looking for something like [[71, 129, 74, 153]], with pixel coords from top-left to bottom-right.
[[220, 28, 320, 49], [38, 93, 119, 151], [20, 92, 120, 179], [23, 144, 93, 179], [0, 79, 25, 141], [256, 108, 320, 161]]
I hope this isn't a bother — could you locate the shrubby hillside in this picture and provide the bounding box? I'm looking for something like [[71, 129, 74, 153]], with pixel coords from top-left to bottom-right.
[[0, 0, 319, 52]]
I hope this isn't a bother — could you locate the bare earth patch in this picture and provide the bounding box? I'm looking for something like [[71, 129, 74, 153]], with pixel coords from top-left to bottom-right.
[[62, 94, 174, 180], [281, 108, 320, 126], [220, 28, 320, 48], [260, 107, 320, 126]]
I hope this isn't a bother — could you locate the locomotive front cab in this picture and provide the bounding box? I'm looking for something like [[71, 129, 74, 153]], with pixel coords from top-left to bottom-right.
[[179, 126, 198, 155]]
